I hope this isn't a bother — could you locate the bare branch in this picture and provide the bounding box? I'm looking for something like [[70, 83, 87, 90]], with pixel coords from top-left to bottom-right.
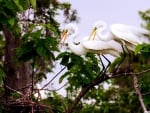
[[41, 67, 66, 90], [39, 82, 68, 92], [132, 74, 148, 113]]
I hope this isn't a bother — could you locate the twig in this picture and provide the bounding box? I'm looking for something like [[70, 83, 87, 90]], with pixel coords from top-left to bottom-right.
[[41, 67, 66, 90], [110, 68, 150, 78], [40, 82, 68, 92], [5, 85, 23, 96], [31, 57, 35, 96], [142, 91, 150, 96], [132, 74, 148, 113]]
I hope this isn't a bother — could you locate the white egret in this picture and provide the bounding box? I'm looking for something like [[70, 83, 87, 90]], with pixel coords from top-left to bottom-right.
[[60, 23, 88, 55], [82, 39, 124, 72], [61, 23, 125, 73], [82, 40, 123, 57], [61, 23, 124, 57], [90, 20, 150, 52], [89, 20, 150, 72]]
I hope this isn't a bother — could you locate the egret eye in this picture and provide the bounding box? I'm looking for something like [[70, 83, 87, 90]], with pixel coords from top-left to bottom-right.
[[99, 25, 104, 28], [68, 29, 74, 35]]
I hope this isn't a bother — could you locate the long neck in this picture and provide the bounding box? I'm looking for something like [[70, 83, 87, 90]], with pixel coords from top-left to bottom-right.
[[97, 27, 113, 41], [68, 32, 86, 55]]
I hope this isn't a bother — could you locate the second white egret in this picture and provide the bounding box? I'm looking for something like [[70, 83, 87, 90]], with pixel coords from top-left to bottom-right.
[[90, 20, 150, 52]]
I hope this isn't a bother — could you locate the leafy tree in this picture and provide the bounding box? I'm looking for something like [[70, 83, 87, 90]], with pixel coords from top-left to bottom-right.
[[0, 0, 150, 113], [0, 0, 79, 112]]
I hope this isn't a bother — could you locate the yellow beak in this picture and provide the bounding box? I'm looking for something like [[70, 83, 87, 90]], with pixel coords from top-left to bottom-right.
[[60, 29, 68, 44], [88, 27, 97, 40]]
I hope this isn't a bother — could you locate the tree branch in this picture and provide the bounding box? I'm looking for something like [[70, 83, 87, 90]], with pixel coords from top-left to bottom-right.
[[132, 74, 148, 113], [66, 68, 150, 113], [66, 74, 108, 113], [41, 67, 66, 90]]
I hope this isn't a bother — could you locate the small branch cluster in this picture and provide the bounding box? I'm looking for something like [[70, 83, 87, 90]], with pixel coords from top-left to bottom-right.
[[66, 59, 150, 113]]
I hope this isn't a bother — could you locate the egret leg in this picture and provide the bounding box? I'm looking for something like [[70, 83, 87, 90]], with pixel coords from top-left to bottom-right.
[[96, 54, 111, 79], [102, 55, 111, 73], [113, 44, 126, 73], [97, 54, 105, 73], [124, 45, 132, 71], [97, 54, 111, 73]]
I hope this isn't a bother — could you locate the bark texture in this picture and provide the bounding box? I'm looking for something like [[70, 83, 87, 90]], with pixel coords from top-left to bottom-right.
[[3, 26, 32, 95]]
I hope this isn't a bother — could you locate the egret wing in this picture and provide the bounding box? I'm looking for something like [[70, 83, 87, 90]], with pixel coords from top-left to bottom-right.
[[110, 24, 147, 45]]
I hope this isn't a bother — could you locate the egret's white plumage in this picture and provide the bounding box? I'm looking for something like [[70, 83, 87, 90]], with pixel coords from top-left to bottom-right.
[[60, 23, 88, 55], [61, 23, 123, 57], [83, 40, 123, 57], [90, 21, 150, 51], [111, 23, 150, 45]]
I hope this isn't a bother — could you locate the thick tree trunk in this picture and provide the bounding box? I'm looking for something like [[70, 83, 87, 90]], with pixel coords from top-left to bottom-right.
[[3, 27, 32, 95]]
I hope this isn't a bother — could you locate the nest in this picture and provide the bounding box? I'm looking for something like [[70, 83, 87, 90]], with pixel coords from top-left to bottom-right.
[[2, 99, 53, 113]]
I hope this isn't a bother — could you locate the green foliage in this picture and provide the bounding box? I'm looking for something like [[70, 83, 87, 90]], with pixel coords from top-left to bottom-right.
[[16, 40, 36, 61], [0, 66, 5, 83], [13, 0, 24, 11], [30, 0, 36, 9], [11, 92, 21, 99], [57, 52, 101, 88], [18, 21, 58, 55], [0, 0, 81, 112], [0, 0, 30, 29], [79, 76, 142, 113], [139, 9, 150, 30], [139, 73, 150, 109], [16, 29, 58, 60], [1, 0, 150, 112], [41, 91, 67, 113], [108, 54, 124, 72], [135, 43, 150, 62]]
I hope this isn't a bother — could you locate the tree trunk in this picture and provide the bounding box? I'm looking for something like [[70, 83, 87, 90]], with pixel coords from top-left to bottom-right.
[[3, 26, 32, 95]]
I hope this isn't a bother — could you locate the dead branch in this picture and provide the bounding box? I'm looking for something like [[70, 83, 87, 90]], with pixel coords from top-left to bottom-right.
[[132, 74, 148, 113]]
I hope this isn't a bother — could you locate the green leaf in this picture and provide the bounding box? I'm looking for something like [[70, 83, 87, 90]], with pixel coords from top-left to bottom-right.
[[8, 18, 15, 26], [5, 1, 16, 10], [20, 0, 30, 9], [135, 43, 150, 55], [56, 52, 70, 60], [45, 36, 59, 52], [31, 30, 42, 39], [0, 66, 5, 83], [30, 0, 36, 10], [13, 0, 23, 11], [35, 39, 55, 60], [60, 55, 69, 65], [36, 46, 50, 60], [59, 72, 70, 83], [16, 41, 36, 61]]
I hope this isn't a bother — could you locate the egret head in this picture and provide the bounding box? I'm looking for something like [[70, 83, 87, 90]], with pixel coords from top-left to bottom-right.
[[60, 23, 79, 44], [93, 20, 107, 29], [89, 20, 107, 40], [89, 27, 97, 40]]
